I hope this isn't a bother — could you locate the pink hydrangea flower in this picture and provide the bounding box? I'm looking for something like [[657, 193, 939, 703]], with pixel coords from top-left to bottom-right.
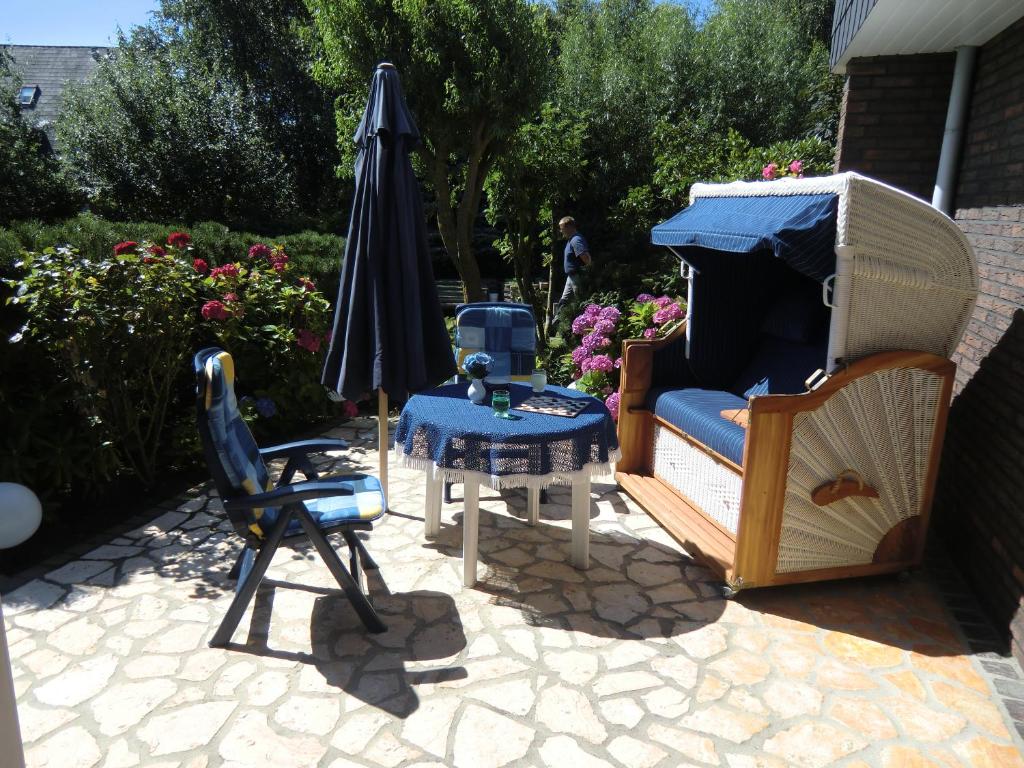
[[614, 357, 622, 369], [223, 292, 239, 302], [210, 263, 239, 280], [342, 400, 359, 418], [636, 293, 655, 303], [593, 318, 616, 335], [654, 296, 674, 308], [248, 243, 272, 260], [193, 258, 209, 274], [571, 314, 592, 335], [653, 303, 684, 325], [582, 332, 610, 350], [201, 300, 230, 321], [643, 327, 657, 339], [571, 346, 589, 366], [600, 306, 621, 323], [588, 354, 614, 373], [605, 390, 621, 422], [789, 160, 803, 175], [762, 163, 777, 180], [583, 304, 602, 318], [296, 328, 322, 353]]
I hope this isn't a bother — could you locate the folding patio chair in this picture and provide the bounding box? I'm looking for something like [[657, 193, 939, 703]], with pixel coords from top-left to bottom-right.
[[194, 347, 387, 647]]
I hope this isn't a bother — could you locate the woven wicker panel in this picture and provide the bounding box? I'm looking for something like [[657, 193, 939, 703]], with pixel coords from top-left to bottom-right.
[[776, 367, 944, 573], [687, 173, 978, 365], [652, 425, 743, 534]]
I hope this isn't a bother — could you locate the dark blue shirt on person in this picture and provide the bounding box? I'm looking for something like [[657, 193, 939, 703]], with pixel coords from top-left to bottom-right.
[[564, 233, 589, 275]]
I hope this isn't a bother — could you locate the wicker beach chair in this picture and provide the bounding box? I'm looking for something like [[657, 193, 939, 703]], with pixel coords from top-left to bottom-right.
[[616, 172, 977, 593]]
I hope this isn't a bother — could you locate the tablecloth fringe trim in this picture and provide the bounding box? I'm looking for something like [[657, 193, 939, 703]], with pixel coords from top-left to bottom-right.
[[393, 447, 621, 490]]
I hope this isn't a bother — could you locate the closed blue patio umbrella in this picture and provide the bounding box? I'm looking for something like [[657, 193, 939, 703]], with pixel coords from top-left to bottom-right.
[[322, 63, 456, 503]]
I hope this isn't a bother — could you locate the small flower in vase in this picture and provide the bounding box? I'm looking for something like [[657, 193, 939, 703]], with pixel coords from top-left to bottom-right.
[[463, 352, 493, 380]]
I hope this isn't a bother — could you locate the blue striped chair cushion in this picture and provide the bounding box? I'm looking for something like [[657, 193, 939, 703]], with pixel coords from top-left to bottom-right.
[[455, 303, 536, 382], [202, 351, 274, 532], [259, 474, 385, 536], [647, 387, 749, 466]]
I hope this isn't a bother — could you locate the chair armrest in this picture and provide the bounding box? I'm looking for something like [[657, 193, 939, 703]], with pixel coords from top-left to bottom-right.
[[259, 439, 349, 461], [748, 350, 955, 417], [223, 481, 354, 512]]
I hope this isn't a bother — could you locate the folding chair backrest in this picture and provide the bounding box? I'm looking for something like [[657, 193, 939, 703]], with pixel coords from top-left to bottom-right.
[[454, 302, 536, 384], [194, 347, 274, 536]]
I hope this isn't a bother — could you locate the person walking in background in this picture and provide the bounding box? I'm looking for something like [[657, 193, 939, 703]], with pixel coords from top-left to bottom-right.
[[552, 216, 592, 324]]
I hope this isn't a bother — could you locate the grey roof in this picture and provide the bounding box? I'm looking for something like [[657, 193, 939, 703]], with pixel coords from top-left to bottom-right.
[[3, 45, 109, 147]]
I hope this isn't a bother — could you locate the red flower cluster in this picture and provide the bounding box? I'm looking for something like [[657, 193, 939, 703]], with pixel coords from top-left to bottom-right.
[[113, 241, 138, 256], [193, 258, 209, 274], [248, 243, 272, 260], [299, 277, 316, 293], [296, 328, 321, 353], [167, 232, 191, 248], [147, 245, 166, 257], [342, 400, 359, 418], [270, 252, 289, 273], [209, 263, 240, 280], [201, 300, 230, 321]]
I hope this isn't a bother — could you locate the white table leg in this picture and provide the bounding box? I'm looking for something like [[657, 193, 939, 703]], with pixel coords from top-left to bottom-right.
[[424, 474, 442, 539], [571, 476, 590, 569], [463, 480, 480, 587], [527, 486, 540, 526]]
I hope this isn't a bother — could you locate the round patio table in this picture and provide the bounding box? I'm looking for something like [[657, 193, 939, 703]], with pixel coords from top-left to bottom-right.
[[394, 382, 620, 586]]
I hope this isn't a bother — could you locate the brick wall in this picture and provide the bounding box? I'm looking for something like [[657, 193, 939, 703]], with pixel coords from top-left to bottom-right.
[[934, 15, 1024, 667], [834, 53, 954, 201], [837, 17, 1024, 665], [956, 16, 1024, 209]]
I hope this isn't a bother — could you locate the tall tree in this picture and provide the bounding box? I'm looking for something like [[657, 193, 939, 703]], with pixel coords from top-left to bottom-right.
[[0, 51, 81, 226], [158, 0, 341, 216], [485, 102, 587, 343], [59, 30, 298, 226], [305, 0, 552, 301]]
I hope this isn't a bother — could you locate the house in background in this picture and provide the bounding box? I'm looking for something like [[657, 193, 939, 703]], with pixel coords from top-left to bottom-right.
[[2, 45, 108, 151], [831, 0, 1024, 666]]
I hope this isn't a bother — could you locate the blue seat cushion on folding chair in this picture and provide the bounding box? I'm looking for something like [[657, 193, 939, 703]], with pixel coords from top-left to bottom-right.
[[646, 387, 749, 466], [258, 474, 386, 537], [729, 334, 827, 398], [455, 303, 536, 381]]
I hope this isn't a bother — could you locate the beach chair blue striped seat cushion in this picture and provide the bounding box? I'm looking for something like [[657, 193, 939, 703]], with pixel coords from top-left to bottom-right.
[[454, 302, 537, 383], [200, 350, 384, 537]]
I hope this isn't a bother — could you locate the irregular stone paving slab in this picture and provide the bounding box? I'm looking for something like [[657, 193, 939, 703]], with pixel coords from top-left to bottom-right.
[[4, 427, 1023, 768]]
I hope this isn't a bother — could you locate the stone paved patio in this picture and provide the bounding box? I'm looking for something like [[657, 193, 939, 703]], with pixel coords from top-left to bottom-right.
[[4, 418, 1024, 767]]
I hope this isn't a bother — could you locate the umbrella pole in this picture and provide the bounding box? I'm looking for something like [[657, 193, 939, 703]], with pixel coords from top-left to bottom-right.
[[378, 388, 389, 509]]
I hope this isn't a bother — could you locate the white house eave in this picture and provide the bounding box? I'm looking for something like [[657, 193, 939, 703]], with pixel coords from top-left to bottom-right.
[[833, 0, 1024, 74]]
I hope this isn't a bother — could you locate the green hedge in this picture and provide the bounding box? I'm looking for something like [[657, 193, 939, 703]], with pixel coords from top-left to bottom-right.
[[0, 214, 346, 302]]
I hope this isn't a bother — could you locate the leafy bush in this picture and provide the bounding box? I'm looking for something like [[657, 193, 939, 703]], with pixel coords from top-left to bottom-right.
[[5, 230, 347, 492], [0, 215, 345, 303]]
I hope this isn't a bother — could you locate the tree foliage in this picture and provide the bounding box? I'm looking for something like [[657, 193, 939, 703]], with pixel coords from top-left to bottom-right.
[[0, 51, 82, 227], [57, 1, 340, 231], [305, 0, 552, 300]]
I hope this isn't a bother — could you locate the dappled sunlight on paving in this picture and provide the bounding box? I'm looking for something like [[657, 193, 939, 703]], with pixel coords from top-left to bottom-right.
[[3, 416, 1023, 766]]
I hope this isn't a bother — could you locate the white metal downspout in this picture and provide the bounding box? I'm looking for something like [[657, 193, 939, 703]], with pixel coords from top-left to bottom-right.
[[932, 45, 978, 215]]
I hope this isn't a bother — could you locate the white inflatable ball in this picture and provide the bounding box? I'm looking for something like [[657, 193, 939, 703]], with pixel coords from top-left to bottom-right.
[[0, 483, 42, 549]]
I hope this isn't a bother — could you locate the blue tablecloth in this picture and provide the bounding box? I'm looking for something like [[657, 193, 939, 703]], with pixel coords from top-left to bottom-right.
[[394, 383, 620, 488]]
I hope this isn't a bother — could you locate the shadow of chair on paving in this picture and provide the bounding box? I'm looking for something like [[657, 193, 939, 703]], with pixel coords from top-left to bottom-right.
[[220, 565, 468, 718]]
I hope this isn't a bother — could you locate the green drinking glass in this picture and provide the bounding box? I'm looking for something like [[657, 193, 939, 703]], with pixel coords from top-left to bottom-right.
[[492, 389, 512, 418]]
